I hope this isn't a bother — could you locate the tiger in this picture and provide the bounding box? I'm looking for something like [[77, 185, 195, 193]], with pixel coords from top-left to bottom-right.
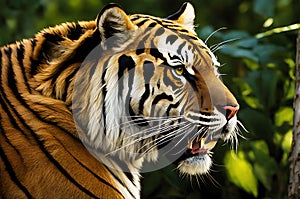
[[0, 2, 241, 199]]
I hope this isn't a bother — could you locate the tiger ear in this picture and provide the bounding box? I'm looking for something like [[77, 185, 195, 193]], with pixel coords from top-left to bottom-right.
[[166, 2, 196, 32], [96, 4, 137, 45]]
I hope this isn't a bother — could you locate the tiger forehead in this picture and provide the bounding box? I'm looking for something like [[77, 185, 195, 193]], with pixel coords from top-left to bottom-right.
[[129, 14, 219, 73], [130, 14, 195, 35]]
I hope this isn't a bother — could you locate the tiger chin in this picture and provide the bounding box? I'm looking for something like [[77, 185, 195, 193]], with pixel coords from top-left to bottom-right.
[[0, 2, 241, 199]]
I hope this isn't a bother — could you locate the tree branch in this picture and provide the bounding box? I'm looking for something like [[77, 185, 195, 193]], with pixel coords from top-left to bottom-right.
[[288, 29, 300, 199]]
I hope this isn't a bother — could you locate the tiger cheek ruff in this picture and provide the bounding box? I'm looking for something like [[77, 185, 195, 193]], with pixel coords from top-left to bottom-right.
[[0, 2, 242, 199]]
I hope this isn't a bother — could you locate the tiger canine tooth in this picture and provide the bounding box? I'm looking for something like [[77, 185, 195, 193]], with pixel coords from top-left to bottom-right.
[[188, 140, 193, 149], [196, 135, 200, 142], [200, 138, 205, 148], [204, 141, 217, 150]]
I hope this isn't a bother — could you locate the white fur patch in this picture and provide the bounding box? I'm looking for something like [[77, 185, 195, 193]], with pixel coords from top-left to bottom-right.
[[178, 154, 212, 175]]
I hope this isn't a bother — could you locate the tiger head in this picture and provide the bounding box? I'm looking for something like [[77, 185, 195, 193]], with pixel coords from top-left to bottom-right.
[[73, 3, 240, 176]]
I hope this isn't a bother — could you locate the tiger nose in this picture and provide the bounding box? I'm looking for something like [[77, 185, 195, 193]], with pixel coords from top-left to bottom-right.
[[223, 105, 239, 120]]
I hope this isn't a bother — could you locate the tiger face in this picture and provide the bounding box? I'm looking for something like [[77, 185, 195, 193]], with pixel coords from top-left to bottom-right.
[[73, 3, 240, 176]]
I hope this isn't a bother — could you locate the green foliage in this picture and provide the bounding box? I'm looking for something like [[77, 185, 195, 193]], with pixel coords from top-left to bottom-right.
[[225, 151, 258, 197], [0, 0, 298, 198]]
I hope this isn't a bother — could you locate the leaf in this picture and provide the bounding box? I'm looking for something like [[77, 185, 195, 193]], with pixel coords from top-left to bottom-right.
[[220, 45, 258, 62], [243, 96, 262, 109], [197, 25, 215, 40], [244, 69, 278, 111], [253, 0, 275, 17], [281, 130, 292, 153], [253, 44, 285, 65], [250, 140, 277, 190], [222, 30, 250, 41], [275, 107, 293, 126], [238, 108, 274, 140], [243, 59, 260, 70], [234, 38, 258, 48], [225, 151, 258, 197]]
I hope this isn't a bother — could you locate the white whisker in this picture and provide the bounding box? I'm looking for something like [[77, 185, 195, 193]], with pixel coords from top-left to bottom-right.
[[122, 116, 184, 140], [211, 38, 240, 52], [204, 27, 228, 44], [139, 122, 191, 155]]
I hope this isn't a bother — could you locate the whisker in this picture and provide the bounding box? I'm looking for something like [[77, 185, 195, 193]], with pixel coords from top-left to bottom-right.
[[119, 115, 183, 128], [139, 122, 191, 155], [237, 120, 248, 133], [211, 38, 240, 52], [122, 116, 184, 140], [204, 27, 228, 44], [107, 119, 187, 156], [162, 124, 198, 156], [205, 170, 221, 188], [119, 117, 167, 129]]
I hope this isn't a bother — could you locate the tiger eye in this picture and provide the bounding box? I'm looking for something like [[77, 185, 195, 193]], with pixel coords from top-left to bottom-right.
[[175, 67, 184, 75]]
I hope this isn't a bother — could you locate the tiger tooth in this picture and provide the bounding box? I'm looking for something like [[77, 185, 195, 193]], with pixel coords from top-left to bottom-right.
[[188, 140, 193, 149], [200, 138, 205, 148], [205, 141, 218, 150]]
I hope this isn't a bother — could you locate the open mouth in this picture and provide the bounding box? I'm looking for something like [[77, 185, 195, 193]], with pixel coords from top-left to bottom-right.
[[186, 135, 218, 157], [176, 132, 222, 175]]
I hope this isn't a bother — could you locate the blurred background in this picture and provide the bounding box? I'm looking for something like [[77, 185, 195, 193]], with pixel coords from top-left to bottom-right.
[[1, 0, 299, 198]]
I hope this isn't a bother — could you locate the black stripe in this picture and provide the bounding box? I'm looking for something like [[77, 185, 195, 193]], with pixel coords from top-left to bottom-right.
[[187, 34, 199, 40], [138, 84, 150, 115], [54, 138, 124, 197], [176, 41, 186, 55], [143, 61, 154, 83], [179, 29, 189, 33], [125, 58, 135, 117], [2, 46, 99, 197], [166, 35, 178, 45], [148, 22, 157, 28], [118, 55, 135, 80], [1, 107, 100, 197], [67, 23, 84, 40], [166, 101, 180, 116], [152, 93, 173, 106], [149, 46, 166, 62], [0, 47, 33, 138], [136, 33, 151, 55], [0, 118, 24, 162], [130, 15, 140, 21], [148, 18, 163, 26], [0, 50, 32, 194], [118, 55, 135, 100], [150, 92, 173, 117], [29, 38, 39, 75], [104, 158, 136, 199], [128, 97, 136, 117], [154, 27, 165, 36], [0, 146, 33, 198], [61, 66, 79, 102], [187, 113, 211, 123], [5, 46, 76, 138], [16, 43, 31, 93], [43, 32, 64, 43], [104, 166, 134, 198], [101, 62, 108, 135], [50, 33, 100, 97], [162, 67, 176, 90], [136, 19, 148, 27]]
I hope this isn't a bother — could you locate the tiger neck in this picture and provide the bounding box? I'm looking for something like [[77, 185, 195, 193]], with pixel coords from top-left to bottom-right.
[[93, 153, 143, 199], [29, 21, 100, 107], [28, 21, 145, 198]]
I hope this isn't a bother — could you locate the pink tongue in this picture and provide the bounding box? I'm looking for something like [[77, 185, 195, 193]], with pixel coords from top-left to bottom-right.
[[191, 142, 207, 154]]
